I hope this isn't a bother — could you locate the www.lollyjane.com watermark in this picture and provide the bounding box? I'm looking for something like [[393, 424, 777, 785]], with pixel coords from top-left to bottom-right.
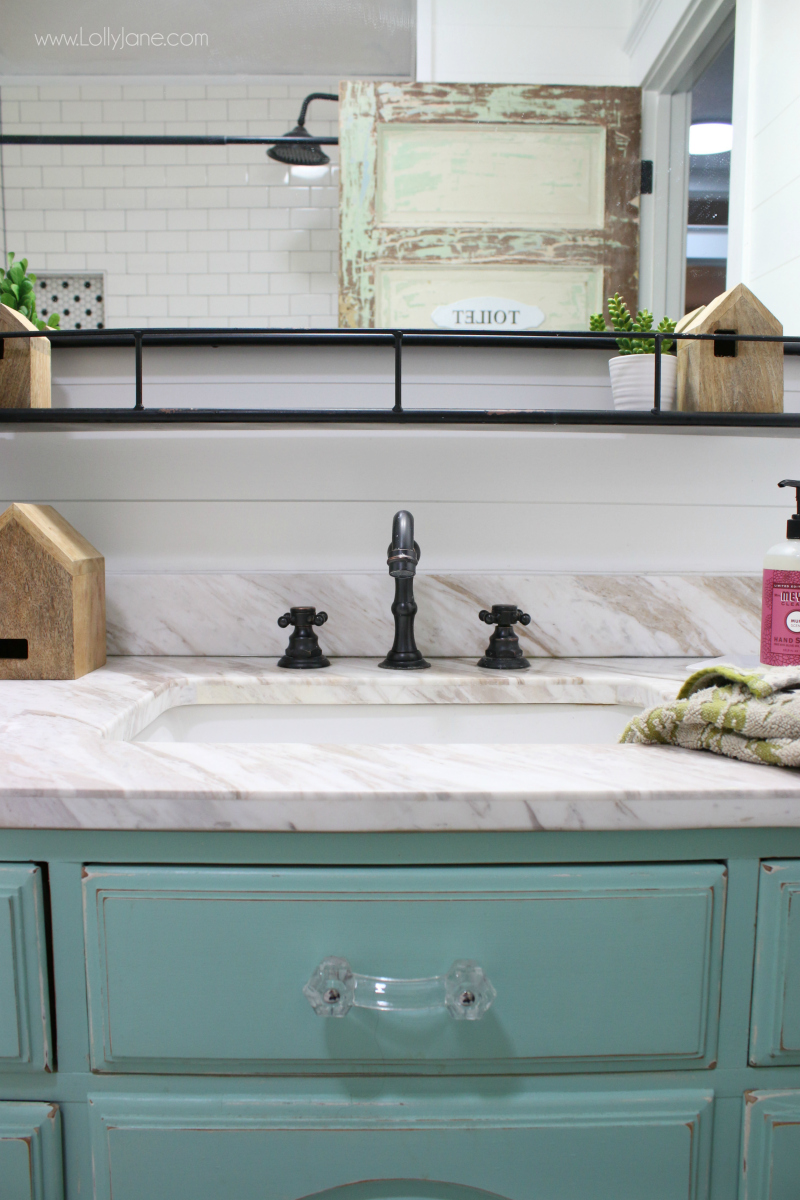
[[35, 29, 208, 50]]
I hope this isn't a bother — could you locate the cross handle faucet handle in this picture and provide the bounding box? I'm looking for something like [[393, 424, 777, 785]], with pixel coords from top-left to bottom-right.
[[278, 608, 328, 628], [479, 606, 531, 627]]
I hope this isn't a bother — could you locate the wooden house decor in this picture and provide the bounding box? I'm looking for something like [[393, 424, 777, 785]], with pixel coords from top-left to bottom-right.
[[0, 304, 51, 409], [677, 283, 783, 413], [339, 82, 641, 330], [0, 504, 105, 680]]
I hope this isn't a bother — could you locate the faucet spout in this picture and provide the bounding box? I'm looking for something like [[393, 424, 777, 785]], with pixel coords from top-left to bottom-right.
[[387, 509, 420, 579], [379, 509, 430, 670]]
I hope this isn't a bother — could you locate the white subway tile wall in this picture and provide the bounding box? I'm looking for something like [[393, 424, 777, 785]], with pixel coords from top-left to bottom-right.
[[0, 81, 340, 327]]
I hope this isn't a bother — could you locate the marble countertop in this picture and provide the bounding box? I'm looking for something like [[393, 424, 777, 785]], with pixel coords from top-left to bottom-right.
[[1, 656, 799, 833]]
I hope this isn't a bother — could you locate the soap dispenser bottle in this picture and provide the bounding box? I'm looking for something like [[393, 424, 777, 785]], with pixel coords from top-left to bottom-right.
[[761, 479, 800, 665]]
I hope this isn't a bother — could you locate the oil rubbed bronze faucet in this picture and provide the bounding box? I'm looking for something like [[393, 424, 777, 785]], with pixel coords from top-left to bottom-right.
[[379, 510, 430, 670]]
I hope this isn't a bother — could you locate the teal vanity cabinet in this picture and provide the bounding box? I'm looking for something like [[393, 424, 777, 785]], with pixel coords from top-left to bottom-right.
[[750, 861, 800, 1066], [0, 864, 52, 1072], [739, 861, 800, 1197], [73, 860, 724, 1199], [6, 830, 800, 1200], [741, 1092, 800, 1200], [0, 1102, 64, 1200], [0, 866, 60, 1198], [87, 1090, 714, 1200], [81, 863, 725, 1075]]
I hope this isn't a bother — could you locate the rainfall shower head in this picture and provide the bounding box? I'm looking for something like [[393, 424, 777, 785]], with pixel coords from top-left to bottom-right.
[[267, 92, 337, 166], [267, 123, 330, 166]]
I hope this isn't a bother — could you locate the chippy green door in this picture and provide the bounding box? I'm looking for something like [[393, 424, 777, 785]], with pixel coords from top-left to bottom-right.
[[89, 1091, 713, 1200], [338, 82, 641, 331]]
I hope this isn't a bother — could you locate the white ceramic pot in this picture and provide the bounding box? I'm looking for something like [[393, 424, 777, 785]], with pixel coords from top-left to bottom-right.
[[608, 353, 677, 411]]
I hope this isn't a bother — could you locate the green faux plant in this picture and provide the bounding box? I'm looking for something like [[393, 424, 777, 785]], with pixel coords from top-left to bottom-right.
[[0, 253, 60, 331], [590, 293, 675, 355]]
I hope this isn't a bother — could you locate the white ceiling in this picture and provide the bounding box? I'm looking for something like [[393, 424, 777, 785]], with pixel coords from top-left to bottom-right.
[[0, 0, 415, 77]]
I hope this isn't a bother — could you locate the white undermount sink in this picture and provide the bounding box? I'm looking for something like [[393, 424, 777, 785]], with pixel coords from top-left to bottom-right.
[[132, 702, 642, 745]]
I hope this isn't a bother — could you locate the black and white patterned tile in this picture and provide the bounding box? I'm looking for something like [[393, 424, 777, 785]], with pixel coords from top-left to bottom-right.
[[35, 273, 104, 330]]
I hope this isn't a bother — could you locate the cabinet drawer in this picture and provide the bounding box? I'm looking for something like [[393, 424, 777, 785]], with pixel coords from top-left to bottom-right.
[[0, 1102, 63, 1200], [741, 1091, 800, 1200], [750, 861, 800, 1065], [89, 1090, 713, 1200], [83, 863, 725, 1074], [0, 864, 52, 1072]]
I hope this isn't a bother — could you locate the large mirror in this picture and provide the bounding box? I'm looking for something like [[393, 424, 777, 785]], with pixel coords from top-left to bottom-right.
[[0, 1, 794, 338]]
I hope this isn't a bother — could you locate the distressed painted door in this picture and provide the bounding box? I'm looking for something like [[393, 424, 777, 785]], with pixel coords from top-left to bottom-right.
[[82, 863, 725, 1074], [339, 82, 641, 330], [89, 1090, 713, 1200]]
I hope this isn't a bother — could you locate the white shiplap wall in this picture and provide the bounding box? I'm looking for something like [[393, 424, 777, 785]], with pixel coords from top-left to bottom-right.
[[0, 79, 339, 327], [3, 348, 800, 575], [1, 425, 798, 574]]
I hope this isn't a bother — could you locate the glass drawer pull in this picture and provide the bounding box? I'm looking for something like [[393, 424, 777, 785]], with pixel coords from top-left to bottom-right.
[[303, 956, 496, 1020]]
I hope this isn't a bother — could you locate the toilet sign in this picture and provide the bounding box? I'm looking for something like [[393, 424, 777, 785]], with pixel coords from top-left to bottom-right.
[[431, 296, 545, 330]]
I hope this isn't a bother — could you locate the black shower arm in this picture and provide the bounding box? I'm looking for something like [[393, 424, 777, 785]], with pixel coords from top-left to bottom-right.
[[0, 133, 338, 147], [0, 93, 340, 148], [296, 93, 339, 129]]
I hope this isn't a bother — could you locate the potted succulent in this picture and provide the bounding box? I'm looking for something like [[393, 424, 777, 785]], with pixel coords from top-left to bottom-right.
[[590, 294, 676, 411], [0, 253, 60, 330]]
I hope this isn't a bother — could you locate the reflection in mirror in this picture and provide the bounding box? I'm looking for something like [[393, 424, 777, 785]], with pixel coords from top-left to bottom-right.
[[686, 39, 734, 313], [0, 6, 796, 341]]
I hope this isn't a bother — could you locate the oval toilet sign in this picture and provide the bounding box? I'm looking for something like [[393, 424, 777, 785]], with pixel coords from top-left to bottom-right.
[[431, 296, 545, 330]]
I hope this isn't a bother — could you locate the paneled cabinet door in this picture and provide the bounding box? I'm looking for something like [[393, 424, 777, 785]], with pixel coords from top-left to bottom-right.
[[82, 863, 726, 1074], [89, 1090, 713, 1200], [750, 860, 800, 1065], [0, 864, 52, 1071], [0, 1102, 63, 1200], [741, 1091, 800, 1200]]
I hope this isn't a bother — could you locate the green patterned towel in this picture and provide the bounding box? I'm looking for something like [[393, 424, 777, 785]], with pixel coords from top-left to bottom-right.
[[620, 664, 800, 767]]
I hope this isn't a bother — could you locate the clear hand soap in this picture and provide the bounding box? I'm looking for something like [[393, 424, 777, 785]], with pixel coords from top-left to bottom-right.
[[761, 479, 800, 665]]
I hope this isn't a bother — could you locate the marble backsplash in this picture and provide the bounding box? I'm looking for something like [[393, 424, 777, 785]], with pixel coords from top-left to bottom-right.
[[105, 572, 762, 658]]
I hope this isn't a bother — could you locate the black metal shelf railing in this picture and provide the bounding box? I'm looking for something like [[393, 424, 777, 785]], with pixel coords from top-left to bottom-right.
[[0, 325, 797, 428]]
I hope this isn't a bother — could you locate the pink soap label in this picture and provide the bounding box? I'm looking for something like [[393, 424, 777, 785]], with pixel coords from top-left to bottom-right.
[[761, 570, 800, 664]]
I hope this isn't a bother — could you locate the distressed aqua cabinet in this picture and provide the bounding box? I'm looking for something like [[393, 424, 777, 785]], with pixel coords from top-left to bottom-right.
[[750, 861, 800, 1065], [741, 1091, 800, 1200], [82, 863, 725, 1074], [0, 1101, 63, 1200], [0, 864, 52, 1072], [88, 1090, 713, 1200], [1, 829, 800, 1200]]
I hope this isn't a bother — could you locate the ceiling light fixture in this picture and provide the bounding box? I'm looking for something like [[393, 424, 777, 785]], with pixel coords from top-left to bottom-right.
[[689, 122, 733, 155]]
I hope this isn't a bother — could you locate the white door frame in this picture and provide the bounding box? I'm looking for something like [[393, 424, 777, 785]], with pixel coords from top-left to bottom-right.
[[634, 0, 736, 318]]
